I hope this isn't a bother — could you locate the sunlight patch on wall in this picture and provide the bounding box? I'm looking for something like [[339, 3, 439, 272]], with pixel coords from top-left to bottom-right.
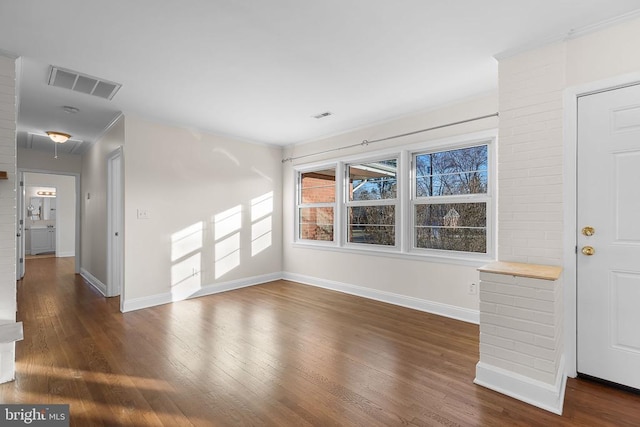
[[171, 222, 203, 262], [252, 217, 272, 256], [170, 253, 202, 300], [251, 192, 273, 221], [251, 192, 273, 256], [214, 205, 242, 279], [170, 222, 204, 300], [215, 205, 242, 240]]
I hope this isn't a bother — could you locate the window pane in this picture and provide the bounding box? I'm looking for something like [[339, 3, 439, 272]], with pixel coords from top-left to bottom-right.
[[299, 207, 334, 241], [414, 203, 486, 253], [300, 168, 336, 203], [348, 159, 397, 201], [415, 145, 487, 197], [348, 206, 395, 246]]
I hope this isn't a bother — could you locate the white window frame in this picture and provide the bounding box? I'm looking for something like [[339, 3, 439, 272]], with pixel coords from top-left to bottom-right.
[[410, 141, 494, 258], [295, 164, 338, 245], [292, 130, 496, 266], [344, 155, 400, 250]]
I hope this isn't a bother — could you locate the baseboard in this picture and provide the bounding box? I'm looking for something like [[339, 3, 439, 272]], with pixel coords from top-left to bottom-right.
[[282, 272, 479, 324], [120, 271, 480, 325], [80, 268, 107, 296], [474, 357, 567, 415], [56, 251, 75, 258], [121, 272, 283, 313]]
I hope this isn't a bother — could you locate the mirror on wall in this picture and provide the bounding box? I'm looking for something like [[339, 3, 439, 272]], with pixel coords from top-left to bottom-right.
[[27, 187, 56, 220]]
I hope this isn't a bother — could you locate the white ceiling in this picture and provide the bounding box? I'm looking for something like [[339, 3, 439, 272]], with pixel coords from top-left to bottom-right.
[[1, 1, 639, 151]]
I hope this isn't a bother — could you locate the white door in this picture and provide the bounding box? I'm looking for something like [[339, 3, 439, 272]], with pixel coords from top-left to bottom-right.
[[107, 148, 124, 302], [577, 83, 640, 389]]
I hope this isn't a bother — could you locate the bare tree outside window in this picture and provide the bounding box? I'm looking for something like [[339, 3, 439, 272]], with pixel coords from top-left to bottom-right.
[[414, 145, 488, 253]]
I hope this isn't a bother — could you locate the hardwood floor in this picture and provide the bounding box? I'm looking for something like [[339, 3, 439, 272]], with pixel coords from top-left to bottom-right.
[[2, 258, 640, 426]]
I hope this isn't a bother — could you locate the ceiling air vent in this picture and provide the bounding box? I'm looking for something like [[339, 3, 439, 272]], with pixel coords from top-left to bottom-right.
[[313, 111, 333, 119], [48, 66, 122, 100]]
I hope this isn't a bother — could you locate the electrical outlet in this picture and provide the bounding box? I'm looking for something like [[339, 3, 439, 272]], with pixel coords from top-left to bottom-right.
[[137, 209, 150, 220], [469, 282, 478, 295]]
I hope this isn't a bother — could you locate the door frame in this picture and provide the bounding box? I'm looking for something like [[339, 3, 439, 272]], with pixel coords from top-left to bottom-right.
[[16, 171, 25, 280], [17, 168, 81, 275], [107, 147, 124, 310], [563, 72, 640, 378]]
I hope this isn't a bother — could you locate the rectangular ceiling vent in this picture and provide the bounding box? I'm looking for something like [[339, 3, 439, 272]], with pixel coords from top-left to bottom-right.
[[48, 66, 122, 100], [312, 111, 333, 119]]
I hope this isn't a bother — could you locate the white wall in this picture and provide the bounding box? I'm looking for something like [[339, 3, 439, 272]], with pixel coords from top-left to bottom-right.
[[24, 173, 76, 257], [18, 147, 82, 174], [497, 14, 640, 384], [0, 54, 17, 383], [498, 15, 640, 266], [282, 94, 498, 320], [497, 42, 566, 265], [81, 116, 124, 286], [122, 116, 283, 309]]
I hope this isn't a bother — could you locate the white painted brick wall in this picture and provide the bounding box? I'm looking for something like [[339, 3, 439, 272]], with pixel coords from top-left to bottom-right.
[[479, 270, 562, 386], [498, 42, 566, 265], [0, 54, 16, 384]]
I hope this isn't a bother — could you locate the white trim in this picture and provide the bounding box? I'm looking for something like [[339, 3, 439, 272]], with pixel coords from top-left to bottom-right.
[[107, 147, 124, 302], [292, 130, 498, 265], [121, 272, 283, 313], [283, 272, 479, 324], [495, 9, 640, 60], [0, 322, 23, 344], [20, 168, 81, 275], [120, 270, 479, 324], [474, 357, 567, 415], [562, 72, 640, 379], [291, 242, 490, 267], [0, 343, 16, 384], [80, 268, 107, 296], [56, 251, 75, 258]]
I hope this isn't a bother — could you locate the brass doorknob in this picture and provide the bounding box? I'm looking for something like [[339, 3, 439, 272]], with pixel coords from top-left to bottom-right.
[[582, 246, 595, 256], [582, 226, 595, 236]]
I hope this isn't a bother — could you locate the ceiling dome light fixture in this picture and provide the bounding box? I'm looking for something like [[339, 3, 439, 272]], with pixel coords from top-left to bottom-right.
[[46, 131, 71, 143]]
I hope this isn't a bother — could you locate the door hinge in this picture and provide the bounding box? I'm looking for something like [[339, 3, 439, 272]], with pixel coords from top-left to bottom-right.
[[575, 245, 578, 254], [19, 181, 23, 187], [19, 258, 23, 264], [19, 219, 23, 225]]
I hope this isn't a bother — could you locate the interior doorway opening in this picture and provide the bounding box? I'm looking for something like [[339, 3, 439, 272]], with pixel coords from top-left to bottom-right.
[[17, 170, 80, 279]]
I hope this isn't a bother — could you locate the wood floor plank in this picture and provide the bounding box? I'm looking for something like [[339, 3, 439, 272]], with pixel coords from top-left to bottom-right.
[[2, 257, 640, 425]]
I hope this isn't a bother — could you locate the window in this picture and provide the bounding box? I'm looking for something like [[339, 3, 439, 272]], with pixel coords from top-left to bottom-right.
[[346, 159, 398, 246], [297, 167, 336, 242], [413, 145, 489, 253], [293, 132, 494, 262]]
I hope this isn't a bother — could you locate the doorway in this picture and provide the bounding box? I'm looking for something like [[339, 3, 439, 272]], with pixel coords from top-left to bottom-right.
[[107, 147, 124, 306], [576, 83, 640, 389], [17, 171, 80, 279]]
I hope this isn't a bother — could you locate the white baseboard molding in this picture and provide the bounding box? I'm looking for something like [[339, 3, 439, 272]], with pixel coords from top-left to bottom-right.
[[80, 268, 107, 296], [121, 272, 283, 313], [120, 271, 479, 325], [56, 251, 75, 258], [474, 357, 567, 415], [283, 272, 479, 324]]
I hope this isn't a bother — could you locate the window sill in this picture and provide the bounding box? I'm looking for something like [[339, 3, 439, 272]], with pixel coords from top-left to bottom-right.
[[291, 241, 494, 268]]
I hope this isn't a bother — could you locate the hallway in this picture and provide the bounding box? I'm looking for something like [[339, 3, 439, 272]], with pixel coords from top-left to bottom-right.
[[2, 258, 640, 426]]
